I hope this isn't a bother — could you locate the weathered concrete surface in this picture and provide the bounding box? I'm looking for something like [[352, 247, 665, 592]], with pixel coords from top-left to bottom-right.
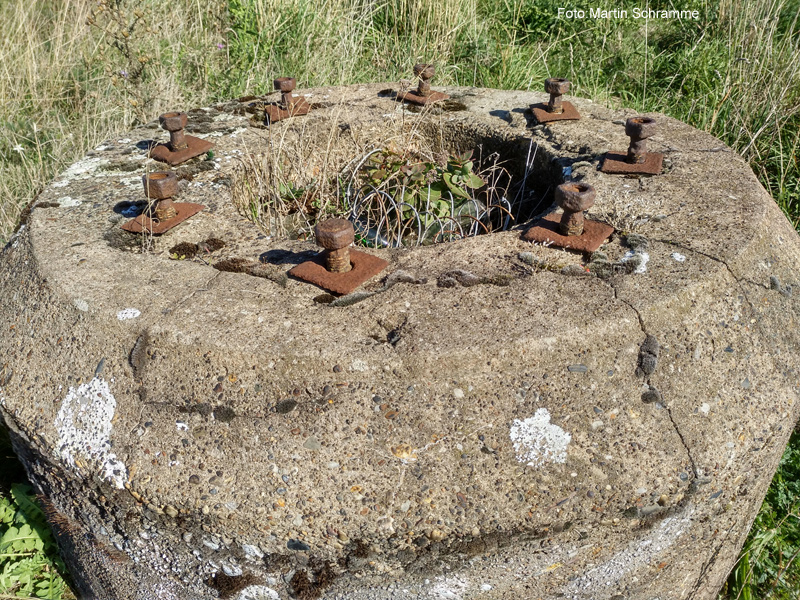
[[1, 83, 799, 600]]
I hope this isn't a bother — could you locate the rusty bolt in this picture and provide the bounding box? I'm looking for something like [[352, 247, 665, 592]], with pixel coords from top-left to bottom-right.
[[142, 172, 178, 221], [315, 218, 355, 273], [625, 116, 657, 164], [413, 63, 435, 97], [556, 182, 596, 237], [159, 112, 189, 151], [274, 77, 297, 109], [545, 78, 570, 114]]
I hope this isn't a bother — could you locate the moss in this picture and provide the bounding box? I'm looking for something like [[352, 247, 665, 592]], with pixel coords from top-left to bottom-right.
[[168, 242, 198, 259]]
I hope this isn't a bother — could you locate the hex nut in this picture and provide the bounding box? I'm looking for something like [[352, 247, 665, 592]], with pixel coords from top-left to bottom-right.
[[556, 183, 596, 213], [274, 77, 296, 93], [159, 112, 188, 132], [545, 78, 570, 95], [625, 116, 657, 139], [142, 172, 178, 200], [413, 64, 435, 80], [315, 218, 355, 250]]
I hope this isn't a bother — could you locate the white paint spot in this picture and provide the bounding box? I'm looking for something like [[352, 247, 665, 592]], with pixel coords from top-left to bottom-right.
[[54, 377, 128, 489], [700, 402, 710, 415], [236, 585, 280, 600], [116, 308, 141, 320], [176, 421, 189, 431], [57, 196, 82, 207], [73, 299, 89, 312], [509, 408, 571, 466], [671, 252, 686, 262]]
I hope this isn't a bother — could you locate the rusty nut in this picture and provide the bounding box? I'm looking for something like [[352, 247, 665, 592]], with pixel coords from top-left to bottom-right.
[[413, 64, 435, 80], [315, 218, 355, 250], [159, 112, 188, 132], [625, 116, 657, 139], [545, 78, 570, 95], [274, 77, 296, 93], [142, 172, 178, 200], [556, 182, 596, 213]]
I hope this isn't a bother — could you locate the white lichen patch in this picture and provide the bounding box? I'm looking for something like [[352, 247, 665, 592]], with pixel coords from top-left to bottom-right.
[[671, 252, 687, 262], [621, 250, 650, 273], [510, 408, 571, 466], [57, 196, 82, 207], [236, 586, 279, 600], [60, 156, 108, 181], [54, 377, 128, 489], [116, 308, 141, 320]]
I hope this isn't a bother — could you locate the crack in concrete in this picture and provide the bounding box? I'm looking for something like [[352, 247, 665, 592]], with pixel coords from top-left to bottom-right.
[[666, 404, 699, 479], [607, 278, 700, 481], [650, 237, 762, 312], [168, 270, 223, 314]]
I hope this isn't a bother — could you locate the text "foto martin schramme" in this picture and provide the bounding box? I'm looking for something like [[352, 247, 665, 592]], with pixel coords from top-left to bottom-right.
[[558, 7, 700, 19]]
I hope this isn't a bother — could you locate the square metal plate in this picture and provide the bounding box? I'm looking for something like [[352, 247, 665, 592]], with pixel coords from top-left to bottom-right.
[[530, 101, 581, 124], [265, 98, 311, 123], [149, 136, 214, 166], [397, 90, 449, 106], [288, 249, 389, 295], [120, 203, 204, 235], [521, 212, 614, 253], [601, 152, 663, 175]]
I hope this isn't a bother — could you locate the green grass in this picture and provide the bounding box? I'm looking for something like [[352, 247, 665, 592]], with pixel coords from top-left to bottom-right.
[[0, 0, 799, 597]]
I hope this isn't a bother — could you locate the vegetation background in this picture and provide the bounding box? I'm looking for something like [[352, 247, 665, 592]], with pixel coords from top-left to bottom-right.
[[0, 0, 798, 597]]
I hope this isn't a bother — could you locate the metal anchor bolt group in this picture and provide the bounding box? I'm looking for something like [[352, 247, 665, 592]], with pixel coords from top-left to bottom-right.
[[556, 182, 596, 237], [149, 110, 213, 166], [530, 77, 580, 123], [274, 77, 300, 109], [625, 116, 657, 164], [159, 112, 189, 152], [545, 78, 570, 114], [289, 216, 388, 294], [397, 63, 448, 106], [142, 172, 178, 221], [315, 218, 354, 273], [600, 115, 663, 175]]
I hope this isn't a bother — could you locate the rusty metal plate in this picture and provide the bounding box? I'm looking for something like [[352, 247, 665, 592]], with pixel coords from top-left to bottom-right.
[[150, 136, 214, 166], [265, 98, 311, 124], [521, 212, 614, 254], [397, 90, 449, 106], [288, 249, 389, 295], [530, 101, 581, 124], [120, 202, 204, 235], [601, 152, 663, 175]]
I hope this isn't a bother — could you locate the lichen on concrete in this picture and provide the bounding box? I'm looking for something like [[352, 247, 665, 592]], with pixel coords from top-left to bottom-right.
[[509, 408, 571, 466], [54, 377, 128, 489]]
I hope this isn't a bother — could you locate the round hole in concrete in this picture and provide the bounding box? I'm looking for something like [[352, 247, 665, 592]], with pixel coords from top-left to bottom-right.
[[231, 116, 557, 247]]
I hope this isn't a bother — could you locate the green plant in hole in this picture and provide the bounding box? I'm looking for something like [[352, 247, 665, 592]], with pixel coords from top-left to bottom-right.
[[362, 149, 484, 220], [0, 484, 67, 599]]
